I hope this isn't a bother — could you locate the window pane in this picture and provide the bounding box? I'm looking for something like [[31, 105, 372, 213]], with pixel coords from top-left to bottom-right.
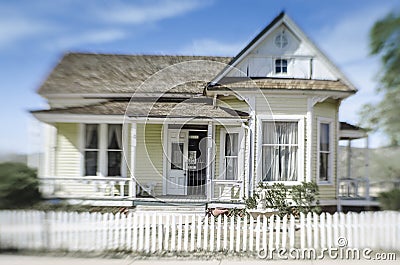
[[320, 123, 330, 151], [319, 153, 329, 181], [262, 146, 297, 181], [225, 133, 238, 156], [282, 66, 287, 73], [171, 143, 184, 170], [107, 151, 121, 176], [85, 151, 97, 176], [225, 157, 238, 180], [85, 124, 98, 149], [282, 59, 287, 67], [263, 122, 298, 145], [108, 124, 122, 149]]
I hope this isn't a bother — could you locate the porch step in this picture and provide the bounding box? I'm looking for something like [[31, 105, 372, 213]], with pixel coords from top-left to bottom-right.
[[134, 205, 205, 215]]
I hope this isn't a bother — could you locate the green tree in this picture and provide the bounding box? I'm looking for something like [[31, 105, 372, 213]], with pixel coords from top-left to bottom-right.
[[0, 162, 41, 208], [360, 12, 400, 146]]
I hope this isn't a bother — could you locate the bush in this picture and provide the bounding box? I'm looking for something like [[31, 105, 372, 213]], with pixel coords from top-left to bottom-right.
[[378, 189, 400, 210], [0, 162, 41, 208]]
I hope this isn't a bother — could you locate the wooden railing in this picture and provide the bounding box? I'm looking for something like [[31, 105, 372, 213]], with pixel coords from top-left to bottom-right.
[[39, 176, 134, 198]]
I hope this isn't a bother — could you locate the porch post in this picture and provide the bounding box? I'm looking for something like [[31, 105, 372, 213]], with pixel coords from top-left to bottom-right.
[[207, 122, 213, 201], [44, 123, 57, 177], [130, 122, 137, 198]]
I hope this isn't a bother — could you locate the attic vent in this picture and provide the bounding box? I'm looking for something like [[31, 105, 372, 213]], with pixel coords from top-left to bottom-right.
[[274, 32, 288, 48]]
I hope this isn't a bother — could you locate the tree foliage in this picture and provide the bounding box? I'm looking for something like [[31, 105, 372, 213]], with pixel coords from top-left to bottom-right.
[[360, 12, 400, 146], [0, 162, 41, 208]]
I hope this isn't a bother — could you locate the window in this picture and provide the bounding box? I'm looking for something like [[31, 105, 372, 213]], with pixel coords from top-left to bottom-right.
[[107, 124, 122, 176], [262, 121, 298, 181], [318, 122, 331, 182], [84, 124, 99, 176], [224, 133, 239, 180], [274, 33, 288, 48], [275, 59, 288, 73], [83, 124, 123, 177]]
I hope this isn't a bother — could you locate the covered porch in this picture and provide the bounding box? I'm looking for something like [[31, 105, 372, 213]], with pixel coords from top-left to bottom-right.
[[33, 98, 249, 205]]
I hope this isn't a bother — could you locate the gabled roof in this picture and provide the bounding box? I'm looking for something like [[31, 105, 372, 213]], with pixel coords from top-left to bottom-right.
[[210, 12, 357, 93], [38, 53, 231, 96]]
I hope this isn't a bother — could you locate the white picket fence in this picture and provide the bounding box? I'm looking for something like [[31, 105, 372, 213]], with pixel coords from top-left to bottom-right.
[[0, 210, 399, 253]]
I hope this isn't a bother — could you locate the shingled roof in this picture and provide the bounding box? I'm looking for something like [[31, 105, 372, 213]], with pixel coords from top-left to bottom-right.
[[38, 53, 232, 96], [32, 98, 248, 119]]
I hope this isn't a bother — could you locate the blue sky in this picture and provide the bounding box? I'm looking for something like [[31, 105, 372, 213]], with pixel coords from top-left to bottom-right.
[[1, 0, 399, 154]]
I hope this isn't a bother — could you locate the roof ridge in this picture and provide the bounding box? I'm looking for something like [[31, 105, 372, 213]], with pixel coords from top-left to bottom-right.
[[64, 52, 232, 59]]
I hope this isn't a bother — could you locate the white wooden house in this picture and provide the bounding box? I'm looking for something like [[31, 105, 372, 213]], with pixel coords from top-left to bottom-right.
[[32, 12, 358, 207]]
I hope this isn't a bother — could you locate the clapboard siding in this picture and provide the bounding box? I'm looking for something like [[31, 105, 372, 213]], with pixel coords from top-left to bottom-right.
[[256, 95, 308, 115], [55, 123, 80, 177], [135, 124, 163, 195]]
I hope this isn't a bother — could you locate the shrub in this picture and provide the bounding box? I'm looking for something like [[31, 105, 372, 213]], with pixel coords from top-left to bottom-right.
[[0, 162, 41, 208], [378, 189, 400, 210]]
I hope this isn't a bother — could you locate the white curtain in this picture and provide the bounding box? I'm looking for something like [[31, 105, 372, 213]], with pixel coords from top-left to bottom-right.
[[108, 124, 122, 149], [85, 124, 98, 149], [263, 122, 298, 181]]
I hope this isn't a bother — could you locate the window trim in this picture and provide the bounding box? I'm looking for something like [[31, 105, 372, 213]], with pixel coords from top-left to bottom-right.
[[274, 58, 289, 75], [317, 117, 334, 185], [219, 127, 244, 181], [256, 115, 305, 185], [80, 123, 127, 178]]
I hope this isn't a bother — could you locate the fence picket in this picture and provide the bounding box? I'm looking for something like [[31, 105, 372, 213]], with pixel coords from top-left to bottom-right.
[[282, 215, 287, 249], [300, 213, 305, 249], [229, 215, 234, 251], [275, 215, 281, 250], [235, 216, 241, 252], [313, 213, 318, 249], [242, 215, 248, 252], [289, 215, 295, 249], [268, 215, 274, 252], [210, 215, 215, 252], [326, 213, 332, 248], [262, 216, 267, 252], [144, 214, 151, 253], [255, 215, 260, 252], [196, 215, 202, 250], [223, 215, 228, 251], [216, 215, 222, 251], [151, 214, 157, 253], [177, 215, 183, 251], [306, 212, 312, 248], [158, 214, 163, 252], [203, 215, 209, 251], [171, 215, 176, 252], [164, 214, 170, 251], [190, 214, 195, 252], [249, 215, 254, 252], [184, 215, 189, 252]]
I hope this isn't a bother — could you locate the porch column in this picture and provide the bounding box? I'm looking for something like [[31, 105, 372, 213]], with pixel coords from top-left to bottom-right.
[[206, 122, 213, 201], [44, 123, 57, 177], [129, 122, 137, 198], [347, 139, 352, 179]]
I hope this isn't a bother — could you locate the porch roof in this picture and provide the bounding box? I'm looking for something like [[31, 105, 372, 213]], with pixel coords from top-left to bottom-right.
[[208, 77, 355, 93], [31, 98, 249, 119], [339, 121, 368, 140]]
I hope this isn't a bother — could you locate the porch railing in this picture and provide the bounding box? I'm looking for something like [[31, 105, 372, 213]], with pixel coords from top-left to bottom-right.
[[39, 176, 134, 199], [338, 177, 370, 199], [211, 180, 243, 202]]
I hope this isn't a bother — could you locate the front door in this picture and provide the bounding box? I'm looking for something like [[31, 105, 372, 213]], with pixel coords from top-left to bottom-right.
[[167, 130, 188, 195]]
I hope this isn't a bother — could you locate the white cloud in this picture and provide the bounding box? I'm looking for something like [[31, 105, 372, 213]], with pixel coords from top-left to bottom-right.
[[0, 16, 53, 49], [97, 0, 209, 25], [53, 29, 126, 49], [180, 39, 244, 56]]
